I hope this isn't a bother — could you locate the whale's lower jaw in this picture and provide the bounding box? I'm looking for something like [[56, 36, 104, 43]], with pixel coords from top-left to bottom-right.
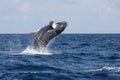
[[33, 46, 45, 52], [33, 39, 49, 51]]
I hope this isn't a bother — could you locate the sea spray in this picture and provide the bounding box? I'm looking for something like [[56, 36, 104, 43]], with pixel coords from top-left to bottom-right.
[[21, 46, 54, 55]]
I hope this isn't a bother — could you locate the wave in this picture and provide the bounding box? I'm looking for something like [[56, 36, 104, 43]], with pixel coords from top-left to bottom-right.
[[88, 66, 120, 74], [0, 50, 21, 54]]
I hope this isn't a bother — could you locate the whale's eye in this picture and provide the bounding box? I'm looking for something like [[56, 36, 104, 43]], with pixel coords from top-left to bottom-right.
[[52, 22, 57, 29]]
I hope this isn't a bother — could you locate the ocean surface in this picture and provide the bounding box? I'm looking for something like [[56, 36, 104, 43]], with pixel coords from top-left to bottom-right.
[[0, 34, 120, 80]]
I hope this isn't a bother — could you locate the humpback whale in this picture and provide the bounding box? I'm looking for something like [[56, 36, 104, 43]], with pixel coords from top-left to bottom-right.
[[33, 21, 67, 51]]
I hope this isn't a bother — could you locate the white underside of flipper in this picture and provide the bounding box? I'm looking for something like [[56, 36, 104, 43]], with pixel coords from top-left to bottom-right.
[[52, 22, 57, 29]]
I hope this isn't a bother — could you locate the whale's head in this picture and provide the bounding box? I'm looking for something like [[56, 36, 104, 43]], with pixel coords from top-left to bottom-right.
[[49, 21, 67, 32], [33, 21, 67, 51], [47, 21, 68, 37]]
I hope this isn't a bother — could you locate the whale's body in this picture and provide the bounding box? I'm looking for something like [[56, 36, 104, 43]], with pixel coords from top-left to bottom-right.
[[33, 21, 67, 51]]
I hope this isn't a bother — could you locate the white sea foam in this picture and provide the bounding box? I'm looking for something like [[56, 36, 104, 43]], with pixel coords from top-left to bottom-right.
[[21, 46, 54, 55], [89, 66, 120, 73]]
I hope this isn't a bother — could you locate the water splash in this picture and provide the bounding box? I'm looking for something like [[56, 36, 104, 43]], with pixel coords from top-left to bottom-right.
[[21, 46, 54, 55]]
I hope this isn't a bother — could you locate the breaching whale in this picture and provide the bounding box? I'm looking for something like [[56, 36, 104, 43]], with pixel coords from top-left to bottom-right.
[[33, 21, 67, 51]]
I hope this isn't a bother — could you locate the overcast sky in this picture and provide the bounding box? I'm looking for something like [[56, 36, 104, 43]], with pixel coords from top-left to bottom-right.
[[0, 0, 120, 33]]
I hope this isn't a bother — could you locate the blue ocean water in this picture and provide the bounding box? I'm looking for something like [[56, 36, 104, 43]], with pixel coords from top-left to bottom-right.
[[0, 34, 120, 80]]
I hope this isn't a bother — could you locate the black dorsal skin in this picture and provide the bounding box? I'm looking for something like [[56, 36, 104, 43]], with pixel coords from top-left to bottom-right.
[[33, 21, 67, 51]]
